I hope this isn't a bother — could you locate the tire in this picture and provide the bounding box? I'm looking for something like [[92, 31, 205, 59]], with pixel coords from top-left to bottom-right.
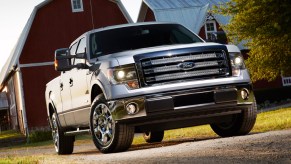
[[210, 101, 257, 137], [51, 113, 74, 155], [143, 131, 164, 143], [90, 94, 134, 153]]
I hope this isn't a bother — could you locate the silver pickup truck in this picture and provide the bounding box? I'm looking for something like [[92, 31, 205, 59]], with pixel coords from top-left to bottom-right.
[[45, 22, 256, 154]]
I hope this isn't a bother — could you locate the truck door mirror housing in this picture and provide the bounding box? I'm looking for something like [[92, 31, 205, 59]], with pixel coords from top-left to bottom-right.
[[55, 48, 88, 71], [54, 48, 73, 71]]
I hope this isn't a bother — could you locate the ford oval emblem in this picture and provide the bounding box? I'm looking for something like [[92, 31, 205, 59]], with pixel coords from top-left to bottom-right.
[[177, 62, 195, 70]]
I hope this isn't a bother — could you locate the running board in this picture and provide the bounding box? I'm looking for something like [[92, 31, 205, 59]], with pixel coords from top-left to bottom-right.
[[64, 129, 90, 136]]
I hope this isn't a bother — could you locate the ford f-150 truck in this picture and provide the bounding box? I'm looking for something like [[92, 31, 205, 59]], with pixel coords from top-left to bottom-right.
[[45, 22, 257, 154]]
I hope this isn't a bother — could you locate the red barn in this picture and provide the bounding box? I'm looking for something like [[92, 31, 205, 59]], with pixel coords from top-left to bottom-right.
[[0, 0, 131, 135]]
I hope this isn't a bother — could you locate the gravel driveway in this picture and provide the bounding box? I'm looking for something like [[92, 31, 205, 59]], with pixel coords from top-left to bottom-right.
[[1, 129, 290, 163]]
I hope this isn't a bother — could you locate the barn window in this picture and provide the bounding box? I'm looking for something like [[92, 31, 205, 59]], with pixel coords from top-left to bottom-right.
[[204, 20, 217, 40], [71, 0, 84, 12]]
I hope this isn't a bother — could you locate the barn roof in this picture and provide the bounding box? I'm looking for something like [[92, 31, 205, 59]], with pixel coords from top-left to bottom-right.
[[0, 0, 131, 91], [139, 0, 231, 32], [143, 0, 229, 10]]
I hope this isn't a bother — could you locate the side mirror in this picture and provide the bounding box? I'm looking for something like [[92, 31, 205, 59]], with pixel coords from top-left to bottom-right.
[[54, 48, 73, 71]]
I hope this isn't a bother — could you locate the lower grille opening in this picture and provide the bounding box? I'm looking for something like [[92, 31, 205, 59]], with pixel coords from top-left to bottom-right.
[[173, 92, 214, 107]]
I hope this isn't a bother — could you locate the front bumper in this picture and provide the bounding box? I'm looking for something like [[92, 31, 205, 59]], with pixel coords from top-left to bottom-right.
[[109, 83, 255, 127]]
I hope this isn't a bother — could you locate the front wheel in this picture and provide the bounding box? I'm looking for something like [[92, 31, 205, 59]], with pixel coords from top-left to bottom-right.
[[210, 102, 257, 137], [90, 94, 135, 153], [51, 113, 74, 155]]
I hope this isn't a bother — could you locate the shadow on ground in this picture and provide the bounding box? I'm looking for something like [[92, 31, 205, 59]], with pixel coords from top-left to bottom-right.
[[71, 136, 221, 155]]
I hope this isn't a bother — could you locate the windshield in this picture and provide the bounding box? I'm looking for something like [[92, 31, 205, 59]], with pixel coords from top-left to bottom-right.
[[90, 24, 203, 58]]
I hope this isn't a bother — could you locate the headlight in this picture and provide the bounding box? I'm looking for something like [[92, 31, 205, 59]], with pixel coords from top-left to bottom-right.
[[108, 64, 140, 89], [229, 53, 245, 76], [116, 70, 126, 79]]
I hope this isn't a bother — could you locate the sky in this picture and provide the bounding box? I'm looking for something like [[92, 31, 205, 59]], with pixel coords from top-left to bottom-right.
[[0, 0, 142, 72]]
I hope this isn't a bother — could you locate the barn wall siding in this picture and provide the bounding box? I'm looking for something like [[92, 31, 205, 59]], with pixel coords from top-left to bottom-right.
[[144, 9, 155, 22], [21, 65, 58, 128]]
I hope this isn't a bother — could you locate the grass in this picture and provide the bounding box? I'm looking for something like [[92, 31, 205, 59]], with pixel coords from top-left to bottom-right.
[[0, 156, 41, 164], [0, 135, 92, 151], [0, 130, 24, 140], [252, 108, 291, 132]]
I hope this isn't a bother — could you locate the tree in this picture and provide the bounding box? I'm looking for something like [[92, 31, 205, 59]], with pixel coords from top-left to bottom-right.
[[214, 0, 291, 81]]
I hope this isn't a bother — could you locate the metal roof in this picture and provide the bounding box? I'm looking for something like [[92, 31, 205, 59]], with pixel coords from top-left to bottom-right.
[[142, 0, 231, 27], [144, 0, 229, 10], [0, 92, 8, 110], [140, 0, 232, 35], [153, 4, 209, 33]]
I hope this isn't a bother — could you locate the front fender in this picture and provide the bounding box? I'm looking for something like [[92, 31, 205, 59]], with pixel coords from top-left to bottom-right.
[[90, 79, 108, 101]]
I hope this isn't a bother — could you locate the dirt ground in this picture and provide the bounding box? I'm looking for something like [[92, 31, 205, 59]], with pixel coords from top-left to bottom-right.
[[0, 129, 290, 164]]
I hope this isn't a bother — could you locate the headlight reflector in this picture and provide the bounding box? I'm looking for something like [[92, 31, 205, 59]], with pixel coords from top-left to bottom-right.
[[234, 56, 243, 67], [229, 53, 245, 76], [117, 70, 125, 79]]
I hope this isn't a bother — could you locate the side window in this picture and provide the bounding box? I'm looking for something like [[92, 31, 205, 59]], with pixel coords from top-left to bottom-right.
[[69, 42, 78, 65], [90, 34, 98, 59], [76, 38, 86, 54], [75, 38, 86, 65], [71, 0, 84, 12], [70, 42, 78, 55]]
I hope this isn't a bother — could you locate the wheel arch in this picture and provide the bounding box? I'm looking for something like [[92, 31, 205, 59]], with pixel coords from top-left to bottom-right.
[[91, 84, 104, 103], [90, 80, 107, 103], [47, 99, 57, 129], [47, 91, 57, 117]]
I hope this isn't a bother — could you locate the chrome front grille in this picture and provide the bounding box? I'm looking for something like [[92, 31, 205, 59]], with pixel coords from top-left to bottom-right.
[[139, 50, 231, 86]]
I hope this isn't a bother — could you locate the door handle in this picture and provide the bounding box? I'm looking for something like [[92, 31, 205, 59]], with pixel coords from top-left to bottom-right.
[[60, 83, 63, 90], [69, 78, 73, 87]]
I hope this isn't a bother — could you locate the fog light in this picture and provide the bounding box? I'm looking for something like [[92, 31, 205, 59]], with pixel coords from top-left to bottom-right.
[[126, 103, 139, 115], [241, 89, 249, 100]]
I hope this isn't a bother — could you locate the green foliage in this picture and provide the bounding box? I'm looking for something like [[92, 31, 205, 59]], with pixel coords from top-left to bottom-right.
[[0, 156, 40, 164], [0, 130, 24, 140], [28, 131, 52, 143], [214, 0, 291, 81]]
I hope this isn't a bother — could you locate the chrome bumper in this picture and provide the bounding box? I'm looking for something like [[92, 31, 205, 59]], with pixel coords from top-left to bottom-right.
[[109, 83, 255, 123]]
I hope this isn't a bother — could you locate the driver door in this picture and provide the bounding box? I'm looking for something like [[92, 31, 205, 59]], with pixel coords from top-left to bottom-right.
[[69, 37, 91, 126]]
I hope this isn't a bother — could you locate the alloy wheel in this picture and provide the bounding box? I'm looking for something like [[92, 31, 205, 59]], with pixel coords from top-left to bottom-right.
[[92, 103, 114, 147]]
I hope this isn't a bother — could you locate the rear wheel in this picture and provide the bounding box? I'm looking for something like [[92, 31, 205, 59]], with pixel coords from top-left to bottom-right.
[[90, 94, 135, 153], [210, 102, 257, 137], [143, 131, 164, 143], [51, 113, 74, 155]]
